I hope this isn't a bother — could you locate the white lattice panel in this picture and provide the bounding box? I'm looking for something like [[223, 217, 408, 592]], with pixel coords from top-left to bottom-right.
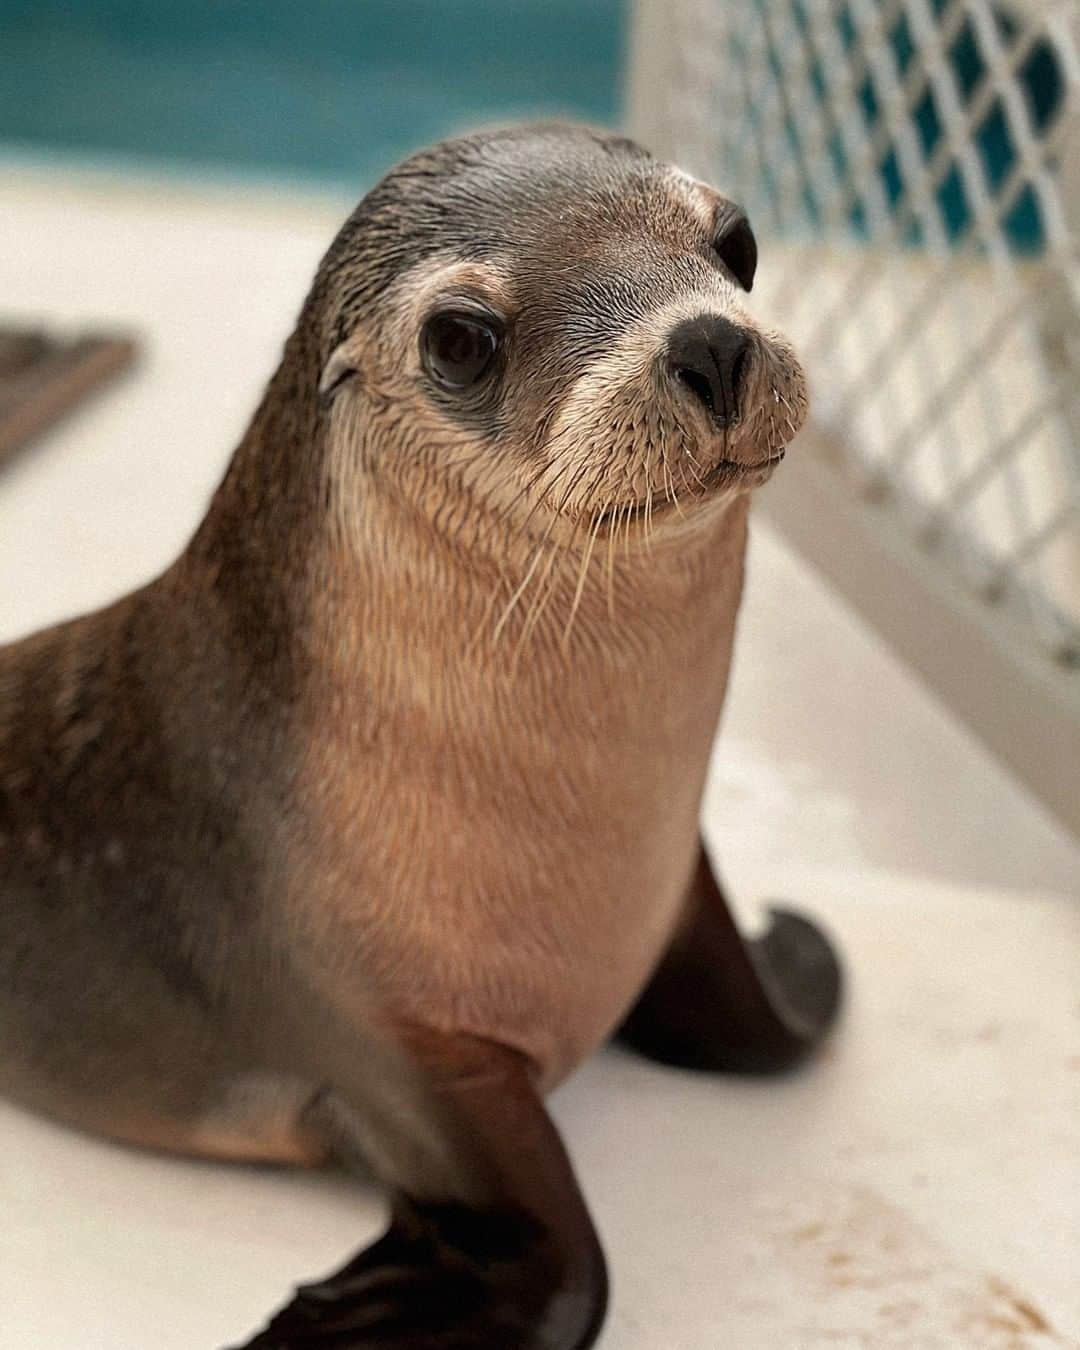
[[635, 0, 1080, 663]]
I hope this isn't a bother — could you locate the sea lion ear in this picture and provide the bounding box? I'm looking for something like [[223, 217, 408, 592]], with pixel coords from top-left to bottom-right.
[[713, 208, 757, 293], [319, 342, 360, 401]]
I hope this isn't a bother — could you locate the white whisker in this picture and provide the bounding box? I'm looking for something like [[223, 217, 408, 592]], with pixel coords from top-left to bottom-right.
[[492, 542, 546, 644], [562, 509, 604, 650]]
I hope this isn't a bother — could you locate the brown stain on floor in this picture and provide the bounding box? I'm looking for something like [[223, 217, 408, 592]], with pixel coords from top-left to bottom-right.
[[985, 1277, 1053, 1336], [773, 1184, 1069, 1348]]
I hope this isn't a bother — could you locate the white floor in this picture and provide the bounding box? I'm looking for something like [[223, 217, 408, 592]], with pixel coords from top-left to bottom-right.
[[2, 161, 1078, 1349]]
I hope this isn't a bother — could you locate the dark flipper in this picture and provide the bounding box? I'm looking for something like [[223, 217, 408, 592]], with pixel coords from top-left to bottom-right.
[[616, 842, 843, 1074], [232, 1035, 607, 1350]]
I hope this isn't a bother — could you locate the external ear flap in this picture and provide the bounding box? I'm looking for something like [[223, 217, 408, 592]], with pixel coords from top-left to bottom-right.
[[713, 209, 757, 293], [319, 342, 360, 401]]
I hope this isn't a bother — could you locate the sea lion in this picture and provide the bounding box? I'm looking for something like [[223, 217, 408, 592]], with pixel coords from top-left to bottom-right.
[[0, 123, 841, 1348]]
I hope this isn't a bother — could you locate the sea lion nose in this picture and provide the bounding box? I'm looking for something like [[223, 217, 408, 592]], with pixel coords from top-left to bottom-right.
[[668, 315, 751, 426]]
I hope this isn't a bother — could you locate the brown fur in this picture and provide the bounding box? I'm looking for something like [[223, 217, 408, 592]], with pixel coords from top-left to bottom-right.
[[0, 123, 806, 1161]]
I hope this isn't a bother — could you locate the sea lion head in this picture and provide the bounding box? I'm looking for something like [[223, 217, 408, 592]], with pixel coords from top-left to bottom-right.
[[313, 122, 807, 548]]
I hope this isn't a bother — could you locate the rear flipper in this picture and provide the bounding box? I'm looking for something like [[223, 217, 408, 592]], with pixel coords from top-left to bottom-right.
[[616, 843, 842, 1074]]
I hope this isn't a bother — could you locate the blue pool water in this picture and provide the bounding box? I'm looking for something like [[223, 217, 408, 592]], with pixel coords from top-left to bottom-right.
[[0, 0, 625, 186]]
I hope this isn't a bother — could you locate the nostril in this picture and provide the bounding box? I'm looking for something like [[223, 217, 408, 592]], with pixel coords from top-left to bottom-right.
[[675, 365, 716, 417], [729, 345, 750, 405]]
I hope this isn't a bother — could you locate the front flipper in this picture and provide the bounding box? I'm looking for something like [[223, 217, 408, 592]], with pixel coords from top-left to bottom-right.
[[616, 843, 842, 1074], [233, 1035, 607, 1350]]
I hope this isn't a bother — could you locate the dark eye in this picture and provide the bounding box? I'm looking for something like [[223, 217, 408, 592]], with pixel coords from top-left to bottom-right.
[[712, 210, 757, 292], [420, 312, 500, 389]]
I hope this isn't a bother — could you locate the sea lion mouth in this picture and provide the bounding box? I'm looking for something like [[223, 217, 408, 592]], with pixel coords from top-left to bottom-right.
[[591, 446, 787, 529], [702, 447, 787, 481]]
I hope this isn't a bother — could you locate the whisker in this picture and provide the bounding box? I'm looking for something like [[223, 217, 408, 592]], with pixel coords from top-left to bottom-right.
[[604, 501, 618, 623], [491, 541, 547, 644], [467, 576, 508, 659], [515, 542, 562, 651], [511, 514, 580, 674], [562, 507, 604, 650], [510, 456, 576, 543], [496, 463, 552, 529], [683, 445, 709, 492], [507, 440, 612, 672], [661, 445, 686, 520], [643, 443, 656, 549], [506, 514, 566, 675], [553, 455, 600, 519]]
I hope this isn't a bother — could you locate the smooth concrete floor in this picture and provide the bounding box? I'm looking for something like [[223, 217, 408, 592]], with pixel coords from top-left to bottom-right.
[[2, 162, 1079, 1348]]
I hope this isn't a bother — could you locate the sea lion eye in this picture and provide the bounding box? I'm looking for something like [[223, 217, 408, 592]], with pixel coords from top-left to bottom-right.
[[712, 210, 757, 293], [420, 312, 500, 389]]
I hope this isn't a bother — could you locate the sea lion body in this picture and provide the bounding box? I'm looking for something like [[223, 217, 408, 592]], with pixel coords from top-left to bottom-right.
[[0, 408, 745, 1149], [1, 125, 838, 1348], [0, 587, 311, 1158]]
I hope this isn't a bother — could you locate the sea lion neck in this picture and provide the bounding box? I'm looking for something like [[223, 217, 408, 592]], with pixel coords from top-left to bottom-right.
[[191, 327, 328, 566], [176, 326, 329, 626], [304, 467, 750, 713]]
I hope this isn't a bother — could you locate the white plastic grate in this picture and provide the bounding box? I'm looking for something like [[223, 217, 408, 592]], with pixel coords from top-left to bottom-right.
[[634, 0, 1080, 664]]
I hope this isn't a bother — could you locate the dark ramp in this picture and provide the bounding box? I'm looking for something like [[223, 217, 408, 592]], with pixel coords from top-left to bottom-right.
[[0, 328, 136, 471]]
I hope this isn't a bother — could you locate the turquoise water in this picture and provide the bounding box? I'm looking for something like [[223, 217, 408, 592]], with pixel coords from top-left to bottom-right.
[[0, 1, 625, 186]]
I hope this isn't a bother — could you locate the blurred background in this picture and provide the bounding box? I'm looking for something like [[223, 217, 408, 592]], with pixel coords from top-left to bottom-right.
[[1, 4, 1078, 1348], [0, 0, 622, 182]]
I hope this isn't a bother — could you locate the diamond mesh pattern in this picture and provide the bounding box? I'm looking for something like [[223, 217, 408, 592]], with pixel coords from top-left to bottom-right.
[[654, 0, 1080, 661]]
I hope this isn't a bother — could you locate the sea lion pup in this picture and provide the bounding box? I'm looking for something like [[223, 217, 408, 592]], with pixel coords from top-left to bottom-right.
[[0, 123, 841, 1348]]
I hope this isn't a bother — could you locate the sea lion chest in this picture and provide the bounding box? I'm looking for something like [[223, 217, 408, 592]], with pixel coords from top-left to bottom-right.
[[292, 505, 748, 1087]]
